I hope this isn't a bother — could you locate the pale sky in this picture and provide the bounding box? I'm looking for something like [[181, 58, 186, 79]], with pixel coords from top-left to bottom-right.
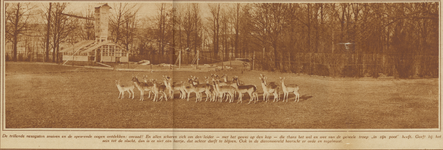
[[65, 2, 165, 19], [64, 2, 224, 22], [6, 2, 236, 25]]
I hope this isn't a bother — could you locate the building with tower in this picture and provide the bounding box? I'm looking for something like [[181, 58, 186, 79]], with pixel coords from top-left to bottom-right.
[[60, 3, 129, 63]]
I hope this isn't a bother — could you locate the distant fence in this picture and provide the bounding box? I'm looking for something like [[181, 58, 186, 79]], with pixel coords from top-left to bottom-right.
[[254, 52, 438, 78], [6, 51, 438, 78], [6, 51, 221, 65], [130, 51, 226, 65], [5, 52, 60, 62]]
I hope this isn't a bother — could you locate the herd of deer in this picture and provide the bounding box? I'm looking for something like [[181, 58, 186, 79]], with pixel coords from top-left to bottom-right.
[[114, 74, 300, 104]]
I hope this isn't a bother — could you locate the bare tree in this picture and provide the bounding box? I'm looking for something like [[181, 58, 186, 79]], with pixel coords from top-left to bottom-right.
[[239, 4, 252, 58], [81, 5, 95, 41], [173, 5, 183, 63], [5, 2, 38, 61], [252, 3, 290, 69], [220, 6, 229, 61], [228, 3, 241, 58], [155, 3, 173, 55], [207, 3, 221, 59], [50, 3, 73, 63], [110, 3, 139, 44], [121, 6, 140, 54], [192, 4, 201, 55], [44, 3, 52, 62], [182, 4, 194, 52]]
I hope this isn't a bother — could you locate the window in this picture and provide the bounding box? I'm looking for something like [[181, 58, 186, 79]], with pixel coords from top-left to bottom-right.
[[103, 46, 108, 56]]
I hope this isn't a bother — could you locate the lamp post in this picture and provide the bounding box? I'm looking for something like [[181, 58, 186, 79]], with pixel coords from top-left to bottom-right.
[[72, 42, 74, 66]]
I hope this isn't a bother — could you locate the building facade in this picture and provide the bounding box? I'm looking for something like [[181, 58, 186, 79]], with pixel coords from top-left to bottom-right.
[[61, 3, 129, 63]]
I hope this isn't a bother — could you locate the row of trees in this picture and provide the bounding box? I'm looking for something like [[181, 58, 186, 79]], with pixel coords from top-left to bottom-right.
[[6, 3, 87, 62], [153, 3, 439, 78], [5, 3, 142, 63], [5, 3, 439, 78]]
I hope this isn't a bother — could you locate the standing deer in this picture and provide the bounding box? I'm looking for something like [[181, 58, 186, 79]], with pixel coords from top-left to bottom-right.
[[231, 77, 259, 104], [212, 79, 236, 103], [152, 79, 168, 102], [259, 74, 279, 102], [115, 80, 135, 99], [279, 77, 300, 102], [132, 76, 154, 101]]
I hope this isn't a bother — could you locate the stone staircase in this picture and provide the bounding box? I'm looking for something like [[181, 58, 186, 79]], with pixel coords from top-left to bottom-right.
[[96, 62, 112, 68]]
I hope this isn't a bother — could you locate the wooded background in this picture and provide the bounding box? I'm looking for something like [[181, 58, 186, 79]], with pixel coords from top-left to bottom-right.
[[5, 3, 439, 78]]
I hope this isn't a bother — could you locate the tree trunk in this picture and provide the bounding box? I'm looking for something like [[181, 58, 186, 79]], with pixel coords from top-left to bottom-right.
[[273, 40, 278, 70], [13, 3, 20, 62], [45, 3, 52, 62]]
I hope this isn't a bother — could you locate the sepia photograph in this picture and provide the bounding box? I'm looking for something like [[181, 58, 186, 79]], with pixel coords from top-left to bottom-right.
[[3, 1, 439, 131]]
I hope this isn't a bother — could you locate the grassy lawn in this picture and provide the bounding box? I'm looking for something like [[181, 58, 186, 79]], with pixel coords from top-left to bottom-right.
[[4, 62, 439, 129]]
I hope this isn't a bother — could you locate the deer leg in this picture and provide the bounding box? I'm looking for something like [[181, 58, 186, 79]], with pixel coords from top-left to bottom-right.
[[187, 92, 190, 102], [205, 92, 210, 102], [163, 92, 168, 101], [128, 90, 131, 99], [140, 91, 144, 101], [237, 93, 242, 104], [264, 94, 267, 102], [295, 92, 299, 102]]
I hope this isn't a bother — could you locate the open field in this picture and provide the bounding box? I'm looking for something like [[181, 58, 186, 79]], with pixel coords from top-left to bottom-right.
[[4, 62, 439, 128]]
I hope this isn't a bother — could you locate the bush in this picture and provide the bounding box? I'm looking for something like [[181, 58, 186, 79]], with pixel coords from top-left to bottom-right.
[[301, 63, 310, 74], [5, 53, 10, 61], [18, 54, 23, 61], [313, 64, 330, 76], [342, 65, 359, 77]]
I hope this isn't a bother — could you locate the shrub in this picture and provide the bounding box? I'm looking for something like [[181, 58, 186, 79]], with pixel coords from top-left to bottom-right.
[[313, 64, 330, 76]]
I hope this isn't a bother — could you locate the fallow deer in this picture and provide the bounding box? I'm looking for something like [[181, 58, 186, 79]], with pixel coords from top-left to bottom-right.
[[115, 80, 135, 99], [259, 74, 279, 102], [279, 77, 300, 102], [231, 78, 259, 104], [132, 76, 154, 101]]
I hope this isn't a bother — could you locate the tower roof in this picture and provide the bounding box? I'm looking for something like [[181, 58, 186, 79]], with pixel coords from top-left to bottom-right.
[[96, 3, 112, 9]]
